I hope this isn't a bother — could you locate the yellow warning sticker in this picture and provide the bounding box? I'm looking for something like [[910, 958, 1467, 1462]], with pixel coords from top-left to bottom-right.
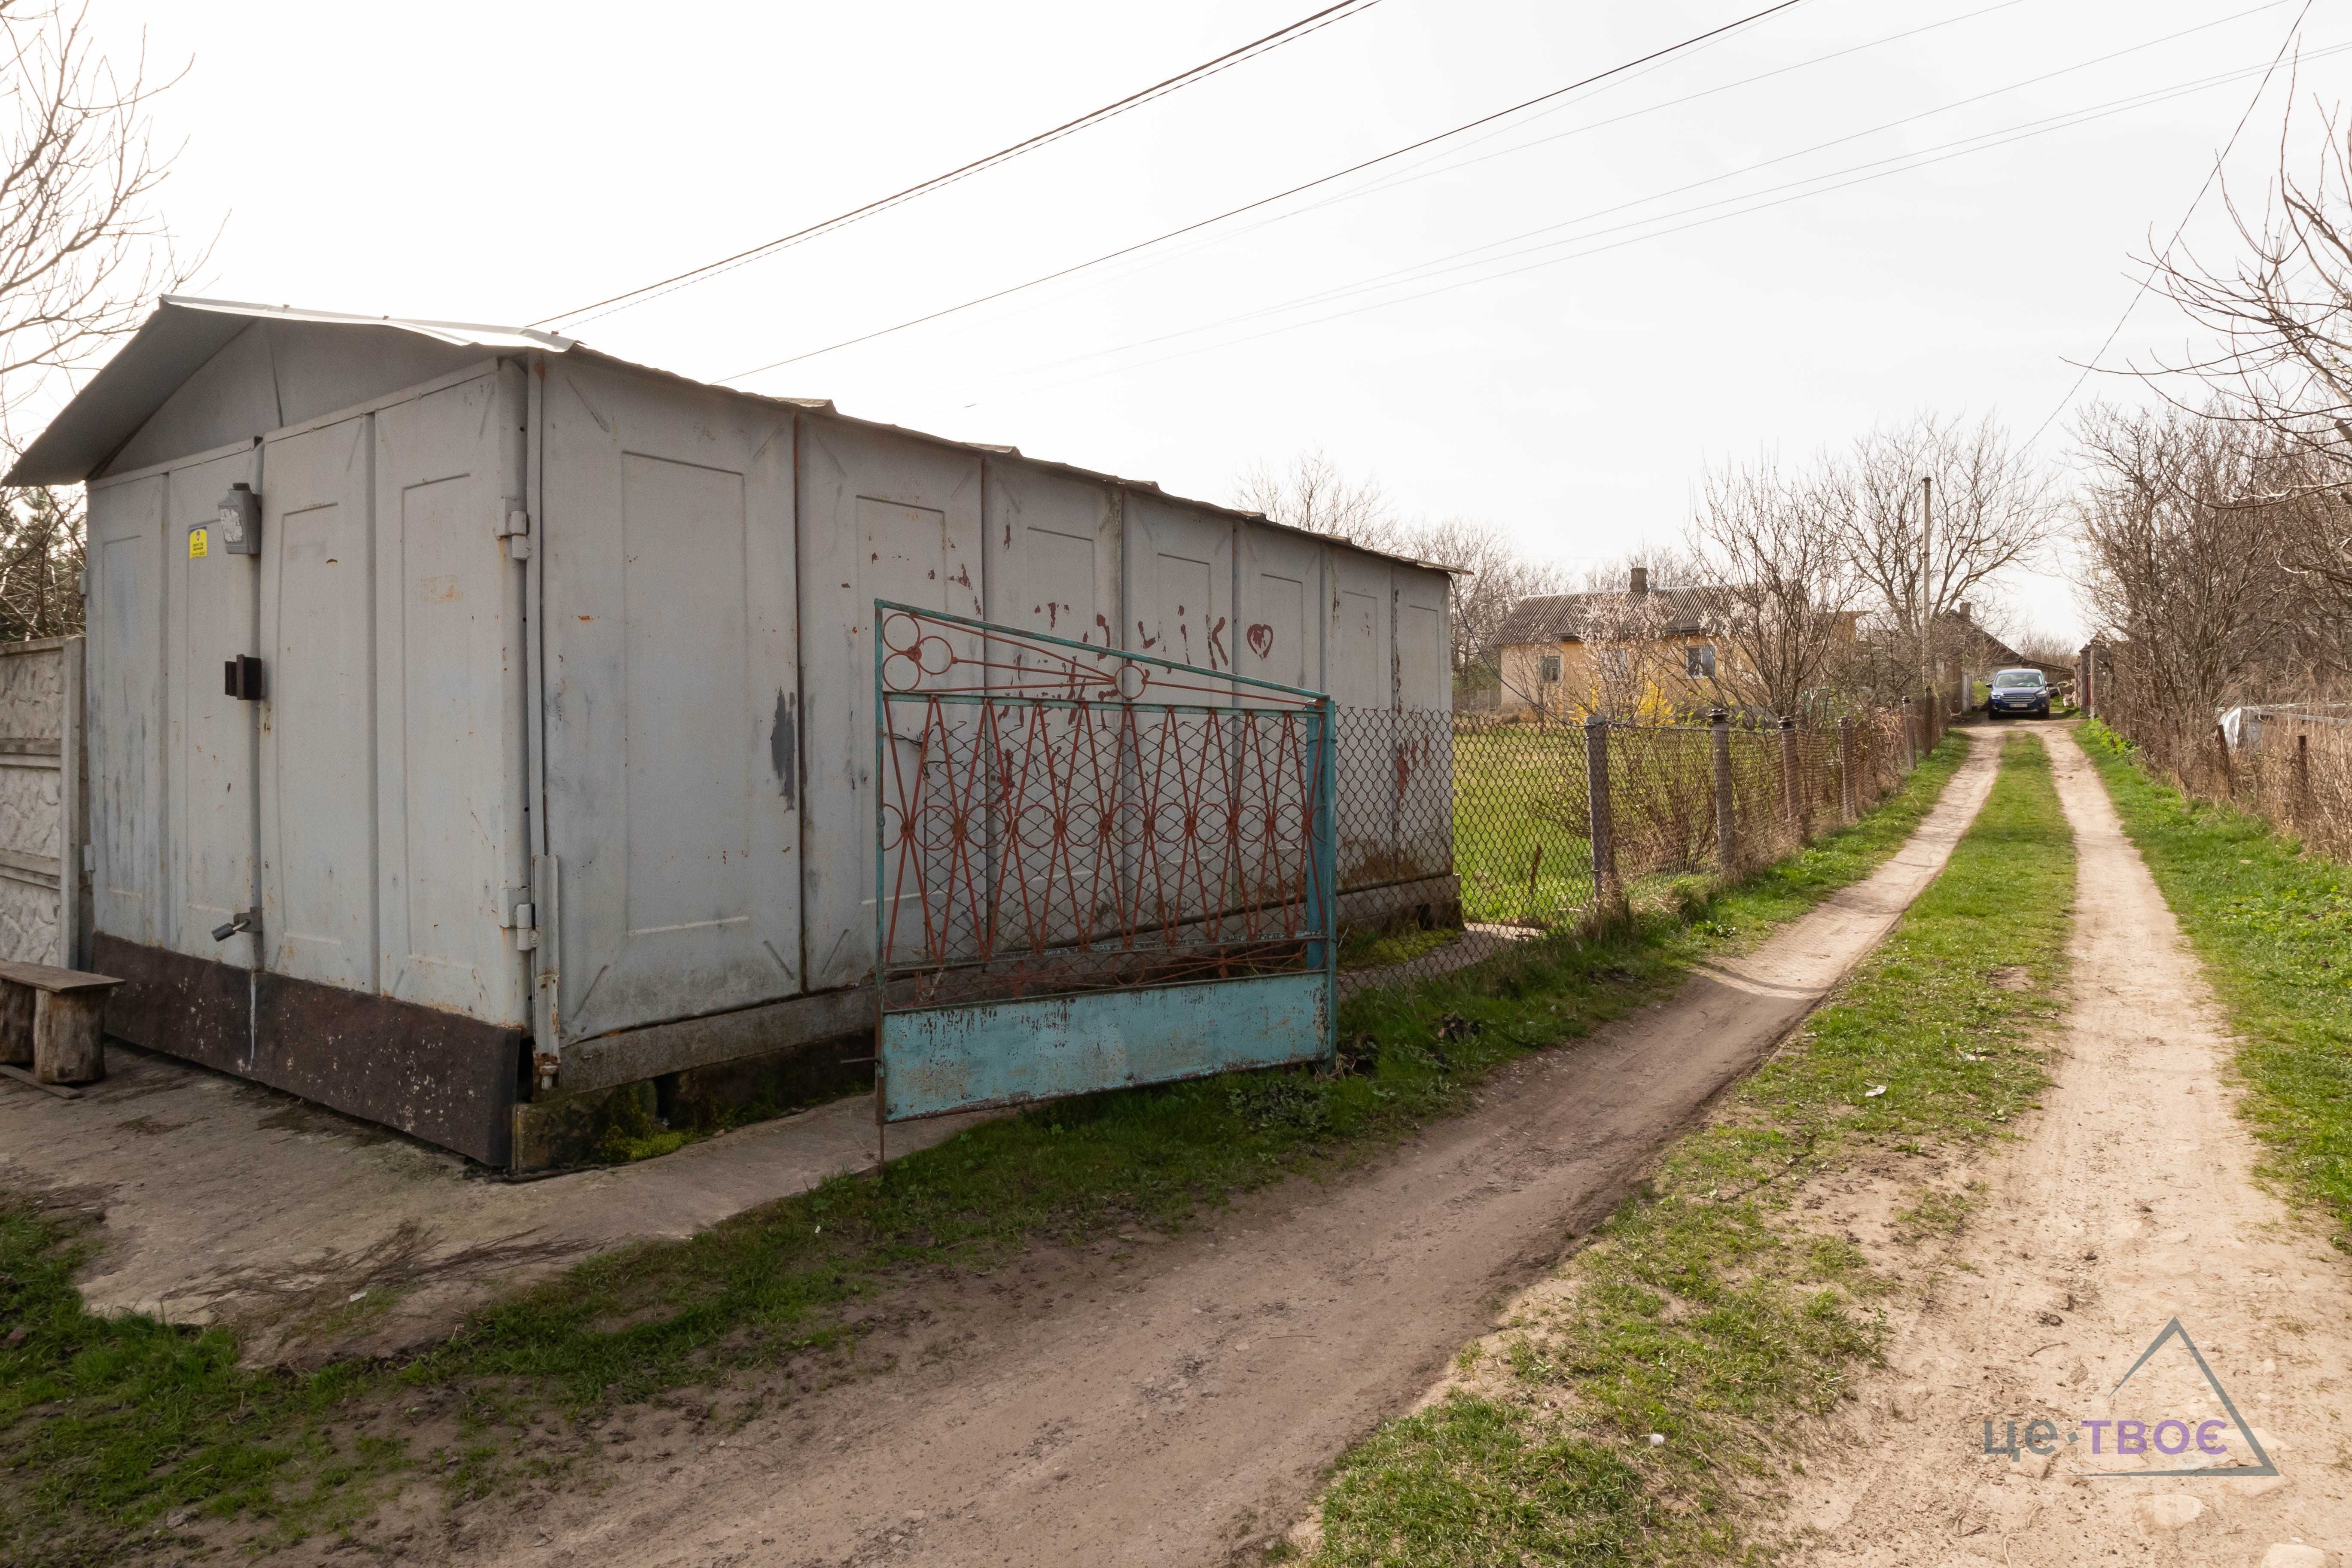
[[187, 527, 208, 559]]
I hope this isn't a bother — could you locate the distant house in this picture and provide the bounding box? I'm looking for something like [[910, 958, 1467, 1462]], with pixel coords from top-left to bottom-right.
[[1931, 604, 2070, 691], [1490, 566, 1729, 718]]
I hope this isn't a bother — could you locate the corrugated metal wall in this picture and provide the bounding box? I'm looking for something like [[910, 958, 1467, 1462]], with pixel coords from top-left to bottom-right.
[[81, 338, 1452, 1089]]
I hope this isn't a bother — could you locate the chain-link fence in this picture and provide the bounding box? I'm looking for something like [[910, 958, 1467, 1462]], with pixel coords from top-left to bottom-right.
[[1333, 698, 1942, 996], [2095, 685, 2352, 864]]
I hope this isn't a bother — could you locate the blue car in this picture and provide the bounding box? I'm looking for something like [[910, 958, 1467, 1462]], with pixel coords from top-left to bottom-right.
[[1987, 667, 2051, 719]]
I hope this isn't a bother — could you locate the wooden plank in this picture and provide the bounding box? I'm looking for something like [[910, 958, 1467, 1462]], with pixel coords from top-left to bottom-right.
[[0, 957, 123, 993], [0, 847, 62, 878], [0, 737, 62, 756], [0, 1062, 79, 1099], [33, 989, 105, 1083]]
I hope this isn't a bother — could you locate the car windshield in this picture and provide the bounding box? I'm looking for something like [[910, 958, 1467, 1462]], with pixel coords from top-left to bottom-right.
[[1993, 672, 2041, 688]]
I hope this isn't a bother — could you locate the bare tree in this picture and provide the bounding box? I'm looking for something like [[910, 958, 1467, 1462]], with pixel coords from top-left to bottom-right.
[[1404, 515, 1567, 675], [0, 3, 204, 639], [1233, 448, 1401, 549], [1682, 455, 1863, 717], [1820, 413, 2056, 696], [2144, 103, 2352, 605], [2072, 402, 2341, 751], [0, 2, 202, 423]]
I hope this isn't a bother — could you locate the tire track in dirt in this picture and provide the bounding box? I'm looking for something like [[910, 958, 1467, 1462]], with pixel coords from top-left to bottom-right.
[[1780, 728, 2352, 1566], [453, 737, 2000, 1568]]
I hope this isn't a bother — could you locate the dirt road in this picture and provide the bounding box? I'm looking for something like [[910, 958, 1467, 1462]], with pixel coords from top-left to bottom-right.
[[441, 738, 2000, 1568], [1782, 729, 2352, 1565]]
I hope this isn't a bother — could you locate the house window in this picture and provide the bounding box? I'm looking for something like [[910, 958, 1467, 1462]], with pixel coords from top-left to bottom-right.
[[1539, 654, 1562, 683], [1687, 645, 1717, 678]]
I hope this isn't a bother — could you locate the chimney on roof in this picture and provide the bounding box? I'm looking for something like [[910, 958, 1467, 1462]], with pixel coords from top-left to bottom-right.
[[1629, 565, 1649, 597], [1956, 600, 1971, 623]]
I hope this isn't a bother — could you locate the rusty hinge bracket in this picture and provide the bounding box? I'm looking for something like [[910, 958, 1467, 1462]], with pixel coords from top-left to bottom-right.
[[500, 885, 539, 949], [499, 505, 533, 560]]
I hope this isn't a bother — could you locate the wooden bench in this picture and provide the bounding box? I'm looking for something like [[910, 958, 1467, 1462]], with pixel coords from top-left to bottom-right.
[[0, 959, 124, 1087]]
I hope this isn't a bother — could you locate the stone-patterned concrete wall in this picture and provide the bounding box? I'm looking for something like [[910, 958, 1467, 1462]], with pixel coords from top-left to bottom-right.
[[0, 637, 79, 967]]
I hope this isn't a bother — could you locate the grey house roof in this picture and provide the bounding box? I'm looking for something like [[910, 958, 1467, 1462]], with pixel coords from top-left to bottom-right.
[[1494, 588, 1715, 645]]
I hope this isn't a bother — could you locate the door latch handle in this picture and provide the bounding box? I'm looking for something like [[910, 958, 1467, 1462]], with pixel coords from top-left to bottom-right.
[[210, 909, 259, 943], [223, 655, 264, 701]]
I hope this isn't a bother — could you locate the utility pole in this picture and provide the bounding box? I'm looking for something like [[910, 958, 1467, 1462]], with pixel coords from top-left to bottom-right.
[[1918, 475, 1933, 702]]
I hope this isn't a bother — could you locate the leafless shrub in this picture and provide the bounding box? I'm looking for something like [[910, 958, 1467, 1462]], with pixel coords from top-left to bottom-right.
[[2142, 102, 2352, 611], [1682, 455, 1866, 718], [0, 2, 209, 638], [1818, 412, 2057, 697]]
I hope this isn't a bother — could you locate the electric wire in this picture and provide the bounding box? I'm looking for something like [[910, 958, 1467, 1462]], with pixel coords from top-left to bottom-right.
[[973, 3, 2319, 390], [2020, 0, 2315, 450], [833, 0, 2053, 357], [970, 40, 2352, 408], [714, 0, 1819, 384], [528, 0, 1389, 329]]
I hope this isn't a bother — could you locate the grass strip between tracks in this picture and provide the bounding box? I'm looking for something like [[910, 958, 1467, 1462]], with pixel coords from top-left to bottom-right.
[[2078, 720, 2352, 1245], [0, 740, 1970, 1562], [1299, 732, 2073, 1567]]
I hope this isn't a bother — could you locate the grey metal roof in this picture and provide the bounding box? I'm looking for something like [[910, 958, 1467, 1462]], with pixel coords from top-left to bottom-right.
[[5, 296, 1462, 578], [1494, 588, 1713, 645], [4, 296, 575, 485]]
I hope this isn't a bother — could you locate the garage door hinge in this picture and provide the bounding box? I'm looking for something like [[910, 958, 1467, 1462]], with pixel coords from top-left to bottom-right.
[[499, 506, 533, 560], [500, 885, 538, 948]]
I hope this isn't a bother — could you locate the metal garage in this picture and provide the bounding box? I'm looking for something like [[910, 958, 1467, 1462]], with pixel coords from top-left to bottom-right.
[[7, 296, 1455, 1166]]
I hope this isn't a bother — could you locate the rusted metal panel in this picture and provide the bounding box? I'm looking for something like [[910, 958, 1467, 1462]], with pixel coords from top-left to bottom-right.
[[258, 413, 379, 993], [372, 367, 530, 1026], [538, 357, 802, 1042], [1395, 565, 1455, 879], [553, 983, 873, 1096], [253, 966, 522, 1166], [798, 416, 984, 994], [162, 444, 262, 969], [1238, 525, 1324, 694], [981, 459, 1121, 650], [93, 931, 250, 1074], [86, 473, 167, 947], [1330, 550, 1395, 886], [880, 971, 1331, 1120], [1123, 495, 1234, 685]]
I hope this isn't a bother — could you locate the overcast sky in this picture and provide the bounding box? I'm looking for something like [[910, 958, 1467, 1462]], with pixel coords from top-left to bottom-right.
[[83, 0, 2352, 643]]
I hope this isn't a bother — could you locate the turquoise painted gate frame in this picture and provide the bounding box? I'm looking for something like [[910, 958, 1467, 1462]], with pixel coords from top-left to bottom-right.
[[873, 600, 1339, 1123]]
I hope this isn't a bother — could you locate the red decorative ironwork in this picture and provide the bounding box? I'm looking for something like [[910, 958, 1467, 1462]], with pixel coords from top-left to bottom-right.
[[876, 604, 1334, 1009]]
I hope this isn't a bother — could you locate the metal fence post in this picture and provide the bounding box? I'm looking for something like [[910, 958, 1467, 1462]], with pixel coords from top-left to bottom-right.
[[1902, 696, 1916, 770], [1584, 712, 1615, 910], [1778, 715, 1801, 837], [1838, 715, 1856, 822], [1711, 707, 1736, 872]]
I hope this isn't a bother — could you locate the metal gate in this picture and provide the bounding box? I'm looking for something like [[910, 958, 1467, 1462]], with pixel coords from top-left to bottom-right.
[[874, 601, 1337, 1121]]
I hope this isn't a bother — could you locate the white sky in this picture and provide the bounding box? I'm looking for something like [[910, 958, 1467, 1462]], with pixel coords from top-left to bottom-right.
[[85, 0, 2352, 644]]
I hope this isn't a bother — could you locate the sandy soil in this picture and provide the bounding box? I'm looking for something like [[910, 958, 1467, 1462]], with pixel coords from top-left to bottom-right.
[[1770, 728, 2352, 1566], [349, 737, 2003, 1568]]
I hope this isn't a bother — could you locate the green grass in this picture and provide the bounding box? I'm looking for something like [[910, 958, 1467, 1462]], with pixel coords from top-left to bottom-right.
[[1307, 733, 2073, 1567], [2078, 720, 2352, 1244], [0, 739, 1968, 1564]]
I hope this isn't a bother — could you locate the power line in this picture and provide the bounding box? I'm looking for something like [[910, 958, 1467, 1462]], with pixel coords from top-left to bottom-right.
[[2022, 0, 2315, 450], [899, 0, 2049, 350], [716, 0, 1818, 385], [529, 0, 1390, 329], [978, 2, 2306, 391], [972, 41, 2352, 408]]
